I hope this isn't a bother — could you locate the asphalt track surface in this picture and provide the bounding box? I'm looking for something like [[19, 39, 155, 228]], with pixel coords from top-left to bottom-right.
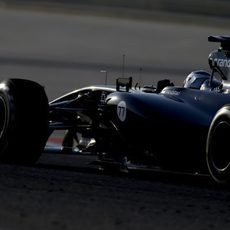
[[1, 7, 230, 230]]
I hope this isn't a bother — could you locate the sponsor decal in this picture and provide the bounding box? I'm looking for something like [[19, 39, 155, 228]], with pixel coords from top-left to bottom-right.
[[214, 58, 230, 68], [117, 101, 126, 122], [161, 88, 180, 95]]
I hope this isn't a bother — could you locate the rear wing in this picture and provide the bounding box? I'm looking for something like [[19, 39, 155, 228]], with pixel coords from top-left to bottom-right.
[[208, 35, 230, 50], [208, 35, 230, 81]]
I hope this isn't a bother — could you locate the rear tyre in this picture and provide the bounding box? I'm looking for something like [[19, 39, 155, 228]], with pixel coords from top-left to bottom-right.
[[0, 79, 49, 165], [206, 105, 230, 184]]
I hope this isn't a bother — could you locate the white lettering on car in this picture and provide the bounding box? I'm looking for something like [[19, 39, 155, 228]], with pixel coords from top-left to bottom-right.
[[214, 58, 230, 68]]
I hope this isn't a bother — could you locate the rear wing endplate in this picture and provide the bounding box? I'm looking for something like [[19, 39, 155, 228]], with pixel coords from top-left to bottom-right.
[[208, 35, 230, 50]]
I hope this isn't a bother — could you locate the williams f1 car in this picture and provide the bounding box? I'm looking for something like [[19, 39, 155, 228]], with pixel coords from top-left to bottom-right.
[[0, 35, 230, 184]]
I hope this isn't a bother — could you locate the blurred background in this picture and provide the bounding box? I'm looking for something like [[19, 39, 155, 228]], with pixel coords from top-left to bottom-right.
[[0, 0, 229, 100], [0, 3, 229, 229]]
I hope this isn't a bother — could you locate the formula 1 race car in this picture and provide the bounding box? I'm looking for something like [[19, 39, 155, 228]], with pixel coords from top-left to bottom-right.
[[0, 35, 230, 184]]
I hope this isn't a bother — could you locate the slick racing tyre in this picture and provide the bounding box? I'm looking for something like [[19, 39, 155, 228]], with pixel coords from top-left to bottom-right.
[[206, 105, 230, 184], [0, 79, 49, 165]]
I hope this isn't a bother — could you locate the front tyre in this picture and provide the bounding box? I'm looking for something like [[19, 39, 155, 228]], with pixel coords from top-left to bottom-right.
[[206, 105, 230, 184], [0, 79, 49, 165]]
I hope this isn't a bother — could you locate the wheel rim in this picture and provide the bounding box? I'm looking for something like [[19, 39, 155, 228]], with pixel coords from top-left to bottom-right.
[[210, 121, 230, 171], [0, 96, 7, 139]]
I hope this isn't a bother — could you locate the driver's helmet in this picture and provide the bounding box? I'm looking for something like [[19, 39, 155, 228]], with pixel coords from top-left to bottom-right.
[[183, 70, 211, 89]]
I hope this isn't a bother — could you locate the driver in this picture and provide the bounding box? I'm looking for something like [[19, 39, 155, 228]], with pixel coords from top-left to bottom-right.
[[183, 70, 211, 89]]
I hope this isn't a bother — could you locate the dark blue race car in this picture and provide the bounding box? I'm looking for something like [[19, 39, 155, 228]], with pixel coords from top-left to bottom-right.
[[0, 35, 229, 184]]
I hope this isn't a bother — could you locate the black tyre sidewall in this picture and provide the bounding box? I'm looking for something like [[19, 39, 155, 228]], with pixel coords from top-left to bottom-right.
[[207, 105, 230, 184], [0, 85, 15, 157], [0, 79, 49, 164]]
